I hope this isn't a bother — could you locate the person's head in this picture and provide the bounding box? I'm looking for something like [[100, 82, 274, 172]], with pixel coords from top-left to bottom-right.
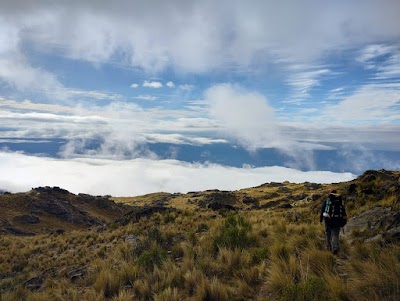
[[330, 189, 337, 194]]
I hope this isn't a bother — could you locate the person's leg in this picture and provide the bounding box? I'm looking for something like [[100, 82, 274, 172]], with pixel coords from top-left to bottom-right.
[[331, 227, 341, 254], [325, 223, 332, 251]]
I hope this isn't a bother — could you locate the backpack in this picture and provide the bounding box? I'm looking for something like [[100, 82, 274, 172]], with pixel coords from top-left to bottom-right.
[[323, 194, 347, 227]]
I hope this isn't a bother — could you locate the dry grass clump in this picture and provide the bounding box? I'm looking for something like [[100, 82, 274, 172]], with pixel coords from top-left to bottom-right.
[[346, 243, 400, 301]]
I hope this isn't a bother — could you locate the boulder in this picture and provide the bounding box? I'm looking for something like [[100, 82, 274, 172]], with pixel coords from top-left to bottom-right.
[[344, 206, 400, 242], [125, 235, 141, 247], [198, 191, 238, 210], [242, 196, 257, 204]]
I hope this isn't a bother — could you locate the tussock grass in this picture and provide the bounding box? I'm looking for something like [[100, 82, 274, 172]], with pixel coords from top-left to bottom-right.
[[1, 175, 400, 300]]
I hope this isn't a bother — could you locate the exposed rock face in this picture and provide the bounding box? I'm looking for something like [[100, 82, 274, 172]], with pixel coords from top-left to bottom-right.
[[303, 182, 322, 190], [0, 187, 128, 235], [13, 214, 40, 224], [344, 206, 400, 242], [30, 196, 101, 226], [198, 191, 238, 211], [242, 196, 257, 204], [115, 206, 177, 226]]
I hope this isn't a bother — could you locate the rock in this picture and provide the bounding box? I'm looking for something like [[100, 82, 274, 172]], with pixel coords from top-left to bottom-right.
[[24, 276, 44, 291], [3, 227, 36, 236], [33, 186, 70, 195], [258, 182, 284, 188], [198, 191, 238, 210], [58, 265, 87, 281], [115, 206, 177, 226], [67, 266, 87, 281], [344, 206, 400, 242], [304, 182, 322, 190], [311, 194, 322, 201], [277, 203, 293, 209], [23, 268, 56, 291], [30, 196, 102, 226], [249, 204, 260, 210], [95, 197, 112, 209], [13, 214, 40, 224], [207, 202, 236, 211], [277, 187, 290, 193], [387, 226, 400, 241], [50, 229, 65, 235], [260, 200, 281, 209], [365, 233, 384, 243], [125, 235, 141, 247], [293, 193, 308, 201], [242, 196, 257, 204]]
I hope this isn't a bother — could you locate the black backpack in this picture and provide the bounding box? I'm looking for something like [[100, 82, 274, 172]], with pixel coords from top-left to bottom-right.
[[324, 194, 346, 227]]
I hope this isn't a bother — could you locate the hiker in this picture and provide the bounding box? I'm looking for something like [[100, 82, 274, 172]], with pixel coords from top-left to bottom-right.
[[320, 190, 347, 255]]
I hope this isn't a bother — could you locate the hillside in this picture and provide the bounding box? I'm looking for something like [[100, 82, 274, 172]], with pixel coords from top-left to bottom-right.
[[0, 186, 129, 236], [0, 170, 399, 301]]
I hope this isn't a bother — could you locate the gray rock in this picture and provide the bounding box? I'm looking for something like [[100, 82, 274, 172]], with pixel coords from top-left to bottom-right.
[[13, 214, 40, 224], [344, 206, 400, 242], [125, 235, 141, 247]]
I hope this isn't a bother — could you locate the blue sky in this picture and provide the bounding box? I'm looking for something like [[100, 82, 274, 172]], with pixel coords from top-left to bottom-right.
[[0, 0, 399, 195]]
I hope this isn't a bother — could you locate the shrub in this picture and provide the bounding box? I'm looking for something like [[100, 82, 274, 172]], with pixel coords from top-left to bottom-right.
[[213, 215, 255, 250], [280, 276, 332, 301], [138, 243, 167, 270], [197, 223, 209, 233]]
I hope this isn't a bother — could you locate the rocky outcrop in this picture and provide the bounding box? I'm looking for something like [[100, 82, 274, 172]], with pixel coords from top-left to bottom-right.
[[0, 187, 128, 235], [115, 206, 178, 226], [30, 196, 101, 226], [198, 191, 239, 211], [344, 206, 400, 242], [13, 214, 40, 224]]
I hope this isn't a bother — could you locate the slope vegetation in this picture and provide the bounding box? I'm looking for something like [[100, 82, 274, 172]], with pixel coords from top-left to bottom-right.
[[0, 170, 399, 301]]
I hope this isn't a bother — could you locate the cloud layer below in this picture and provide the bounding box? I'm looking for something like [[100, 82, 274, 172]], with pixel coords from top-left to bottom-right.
[[0, 151, 355, 196]]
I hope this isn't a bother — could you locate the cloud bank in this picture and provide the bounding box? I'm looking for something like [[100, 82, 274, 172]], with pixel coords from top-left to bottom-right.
[[0, 151, 355, 196]]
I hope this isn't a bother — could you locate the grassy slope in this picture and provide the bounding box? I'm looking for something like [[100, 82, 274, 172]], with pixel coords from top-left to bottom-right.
[[0, 170, 399, 301]]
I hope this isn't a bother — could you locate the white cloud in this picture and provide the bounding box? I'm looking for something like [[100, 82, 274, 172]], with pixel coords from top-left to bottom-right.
[[357, 44, 400, 79], [2, 0, 400, 75], [135, 95, 157, 101], [286, 67, 331, 101], [357, 44, 394, 63], [321, 83, 400, 124], [130, 83, 139, 88], [166, 81, 175, 88], [0, 151, 355, 196], [179, 84, 194, 91], [143, 80, 163, 88], [205, 83, 282, 150]]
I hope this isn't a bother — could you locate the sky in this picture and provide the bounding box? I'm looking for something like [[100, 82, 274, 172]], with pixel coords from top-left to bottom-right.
[[0, 0, 399, 196]]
